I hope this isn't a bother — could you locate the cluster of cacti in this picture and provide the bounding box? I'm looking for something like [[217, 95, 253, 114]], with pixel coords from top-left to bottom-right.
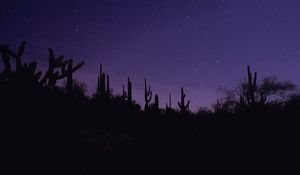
[[96, 64, 110, 99], [40, 48, 84, 95], [0, 42, 42, 82], [122, 77, 133, 103], [0, 42, 84, 96], [242, 65, 267, 105], [144, 78, 152, 110], [178, 87, 190, 113], [4, 42, 282, 113], [0, 42, 25, 72]]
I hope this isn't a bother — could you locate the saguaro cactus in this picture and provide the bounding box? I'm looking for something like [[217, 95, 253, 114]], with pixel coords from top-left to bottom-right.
[[65, 59, 84, 95], [106, 74, 110, 96], [144, 78, 152, 110], [178, 87, 190, 112], [0, 42, 42, 82], [0, 44, 13, 72], [127, 77, 132, 103], [41, 48, 67, 87], [153, 94, 159, 110], [96, 64, 110, 99], [122, 77, 133, 103], [40, 48, 84, 91], [122, 84, 126, 100], [166, 93, 172, 109], [2, 41, 26, 72], [246, 65, 257, 105]]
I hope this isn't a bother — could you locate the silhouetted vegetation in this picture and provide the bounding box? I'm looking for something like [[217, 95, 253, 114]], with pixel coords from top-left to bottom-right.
[[1, 42, 299, 174]]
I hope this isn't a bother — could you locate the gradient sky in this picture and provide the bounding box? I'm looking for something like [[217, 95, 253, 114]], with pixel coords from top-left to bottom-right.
[[1, 0, 300, 110]]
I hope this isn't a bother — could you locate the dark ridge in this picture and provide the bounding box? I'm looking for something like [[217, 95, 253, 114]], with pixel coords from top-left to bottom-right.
[[1, 42, 299, 174]]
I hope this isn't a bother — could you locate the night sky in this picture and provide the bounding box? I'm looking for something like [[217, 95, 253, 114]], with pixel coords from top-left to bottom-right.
[[1, 0, 300, 110]]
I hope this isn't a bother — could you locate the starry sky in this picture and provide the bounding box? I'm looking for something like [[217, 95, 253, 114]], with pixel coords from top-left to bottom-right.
[[1, 0, 300, 110]]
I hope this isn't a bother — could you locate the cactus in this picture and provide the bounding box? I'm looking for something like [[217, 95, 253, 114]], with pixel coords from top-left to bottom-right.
[[0, 42, 42, 82], [122, 84, 126, 100], [127, 77, 132, 103], [153, 94, 159, 110], [122, 77, 133, 103], [41, 48, 68, 87], [106, 74, 110, 97], [0, 42, 84, 96], [214, 99, 222, 112], [40, 48, 84, 92], [245, 65, 257, 105], [0, 42, 27, 72], [26, 61, 42, 81], [96, 64, 110, 99], [178, 87, 190, 113], [166, 93, 172, 110], [144, 78, 152, 110], [2, 41, 26, 72], [0, 44, 12, 72], [65, 59, 84, 95]]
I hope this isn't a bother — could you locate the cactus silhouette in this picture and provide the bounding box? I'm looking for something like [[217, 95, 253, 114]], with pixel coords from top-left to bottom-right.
[[2, 41, 26, 72], [245, 65, 257, 105], [0, 42, 42, 83], [106, 74, 110, 96], [40, 48, 84, 93], [122, 77, 133, 103], [0, 44, 12, 72], [178, 87, 190, 113], [127, 77, 132, 103], [154, 94, 159, 110], [96, 64, 110, 99], [144, 78, 152, 110], [166, 93, 172, 110], [40, 48, 68, 87], [122, 84, 126, 100], [65, 59, 84, 95]]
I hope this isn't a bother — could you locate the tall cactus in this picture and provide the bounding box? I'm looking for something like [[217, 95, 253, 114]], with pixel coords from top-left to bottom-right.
[[64, 59, 84, 95], [127, 77, 132, 103], [106, 74, 110, 97], [96, 64, 110, 99], [40, 48, 84, 91], [144, 78, 152, 110], [122, 84, 126, 100], [0, 44, 12, 72], [166, 93, 172, 109], [41, 48, 68, 87], [153, 94, 159, 110], [178, 87, 190, 112], [122, 77, 133, 103], [3, 41, 26, 72], [0, 42, 27, 73], [0, 42, 42, 81], [246, 65, 257, 105]]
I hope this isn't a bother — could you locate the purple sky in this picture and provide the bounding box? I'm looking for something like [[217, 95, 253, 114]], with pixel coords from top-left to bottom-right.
[[1, 0, 300, 110]]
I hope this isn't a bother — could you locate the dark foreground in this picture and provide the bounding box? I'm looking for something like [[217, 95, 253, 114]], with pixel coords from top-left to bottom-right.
[[2, 101, 299, 175], [1, 42, 299, 174]]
